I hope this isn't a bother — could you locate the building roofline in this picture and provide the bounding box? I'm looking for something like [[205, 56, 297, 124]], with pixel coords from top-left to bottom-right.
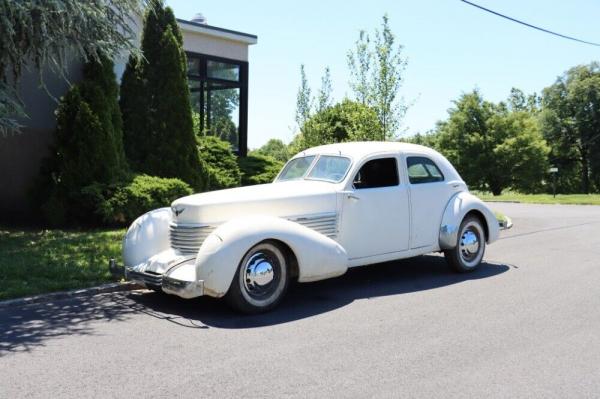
[[176, 18, 258, 44]]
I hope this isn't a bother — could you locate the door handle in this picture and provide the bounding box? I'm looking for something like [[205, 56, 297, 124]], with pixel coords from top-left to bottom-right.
[[452, 183, 460, 188], [347, 194, 360, 201]]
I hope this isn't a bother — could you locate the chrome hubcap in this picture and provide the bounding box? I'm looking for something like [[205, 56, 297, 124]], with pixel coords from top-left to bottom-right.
[[243, 251, 278, 299], [460, 229, 480, 261]]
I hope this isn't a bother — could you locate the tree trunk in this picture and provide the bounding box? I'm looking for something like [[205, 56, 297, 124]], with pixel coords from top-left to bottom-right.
[[581, 146, 590, 194]]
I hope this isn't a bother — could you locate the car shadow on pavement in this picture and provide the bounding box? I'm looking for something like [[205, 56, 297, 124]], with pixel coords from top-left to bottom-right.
[[129, 254, 511, 329], [0, 255, 510, 354]]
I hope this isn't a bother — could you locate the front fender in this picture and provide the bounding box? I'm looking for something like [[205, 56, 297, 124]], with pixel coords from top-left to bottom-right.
[[439, 192, 500, 250], [123, 207, 172, 267], [195, 215, 348, 298]]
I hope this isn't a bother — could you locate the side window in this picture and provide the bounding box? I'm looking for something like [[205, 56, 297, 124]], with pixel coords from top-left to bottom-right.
[[407, 156, 444, 184], [353, 158, 399, 189]]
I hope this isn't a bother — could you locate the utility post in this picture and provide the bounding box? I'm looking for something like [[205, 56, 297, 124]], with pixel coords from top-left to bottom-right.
[[549, 167, 558, 198]]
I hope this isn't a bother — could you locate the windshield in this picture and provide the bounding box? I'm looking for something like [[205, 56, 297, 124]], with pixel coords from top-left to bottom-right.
[[277, 156, 316, 181], [277, 155, 351, 183], [306, 156, 351, 182]]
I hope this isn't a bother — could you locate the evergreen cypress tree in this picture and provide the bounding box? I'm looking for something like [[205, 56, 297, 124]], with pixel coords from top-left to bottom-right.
[[120, 55, 148, 170], [120, 0, 205, 190], [40, 56, 129, 225]]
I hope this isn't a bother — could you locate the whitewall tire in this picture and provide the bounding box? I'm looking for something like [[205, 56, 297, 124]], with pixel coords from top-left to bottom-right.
[[444, 216, 486, 272], [225, 241, 290, 313]]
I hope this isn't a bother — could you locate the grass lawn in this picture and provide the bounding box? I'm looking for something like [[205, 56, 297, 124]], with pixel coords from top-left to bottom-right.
[[473, 191, 600, 206], [0, 228, 125, 300]]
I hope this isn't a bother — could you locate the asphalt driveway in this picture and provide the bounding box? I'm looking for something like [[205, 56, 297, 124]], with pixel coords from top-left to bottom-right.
[[1, 203, 599, 398]]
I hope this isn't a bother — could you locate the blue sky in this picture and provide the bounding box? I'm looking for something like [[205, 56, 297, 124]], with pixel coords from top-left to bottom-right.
[[166, 0, 600, 149]]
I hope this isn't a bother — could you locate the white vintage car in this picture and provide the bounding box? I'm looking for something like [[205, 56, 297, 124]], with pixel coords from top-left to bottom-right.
[[120, 142, 509, 313]]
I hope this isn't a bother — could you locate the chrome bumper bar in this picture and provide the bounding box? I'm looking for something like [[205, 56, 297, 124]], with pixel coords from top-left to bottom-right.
[[109, 259, 204, 298], [499, 216, 513, 230]]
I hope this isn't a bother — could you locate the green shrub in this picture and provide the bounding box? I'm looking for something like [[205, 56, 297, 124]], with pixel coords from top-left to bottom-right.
[[198, 135, 241, 190], [82, 174, 193, 225], [238, 154, 283, 186]]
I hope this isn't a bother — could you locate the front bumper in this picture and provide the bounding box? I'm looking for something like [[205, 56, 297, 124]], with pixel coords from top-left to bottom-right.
[[110, 259, 204, 299], [499, 216, 513, 230]]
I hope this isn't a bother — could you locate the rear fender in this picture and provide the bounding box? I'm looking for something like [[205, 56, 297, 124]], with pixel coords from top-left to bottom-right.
[[439, 192, 500, 249]]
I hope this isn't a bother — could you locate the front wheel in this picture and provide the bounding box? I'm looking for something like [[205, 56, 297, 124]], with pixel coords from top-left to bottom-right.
[[225, 241, 290, 314], [444, 216, 486, 272]]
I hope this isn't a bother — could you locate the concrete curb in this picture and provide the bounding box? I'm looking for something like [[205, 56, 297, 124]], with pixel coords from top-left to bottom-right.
[[0, 281, 143, 309]]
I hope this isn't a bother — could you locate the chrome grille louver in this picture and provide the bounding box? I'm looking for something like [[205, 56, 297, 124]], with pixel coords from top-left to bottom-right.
[[169, 223, 215, 254], [291, 212, 338, 238]]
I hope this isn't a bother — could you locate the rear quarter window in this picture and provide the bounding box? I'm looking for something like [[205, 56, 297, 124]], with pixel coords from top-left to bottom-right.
[[407, 156, 445, 184]]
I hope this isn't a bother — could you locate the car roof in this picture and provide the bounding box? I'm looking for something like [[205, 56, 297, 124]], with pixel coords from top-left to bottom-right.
[[295, 141, 463, 183], [297, 141, 441, 160]]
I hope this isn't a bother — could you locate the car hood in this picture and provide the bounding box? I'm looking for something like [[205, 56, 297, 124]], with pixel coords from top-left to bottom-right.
[[171, 180, 338, 224]]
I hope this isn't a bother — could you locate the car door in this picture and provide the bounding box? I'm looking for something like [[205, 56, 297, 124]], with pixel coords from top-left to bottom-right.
[[405, 155, 459, 249], [338, 156, 410, 260]]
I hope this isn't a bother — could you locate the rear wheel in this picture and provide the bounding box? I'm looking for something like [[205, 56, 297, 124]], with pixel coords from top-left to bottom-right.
[[444, 216, 486, 272], [225, 241, 290, 314]]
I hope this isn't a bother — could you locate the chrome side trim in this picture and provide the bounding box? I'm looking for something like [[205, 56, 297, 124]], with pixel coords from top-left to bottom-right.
[[289, 212, 338, 238]]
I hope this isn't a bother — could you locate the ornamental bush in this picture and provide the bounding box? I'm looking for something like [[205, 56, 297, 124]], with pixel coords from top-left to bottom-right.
[[82, 174, 193, 225], [238, 154, 283, 186], [197, 135, 242, 190]]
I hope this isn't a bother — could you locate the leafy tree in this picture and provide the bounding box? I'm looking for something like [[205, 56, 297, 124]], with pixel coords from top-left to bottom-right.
[[295, 64, 313, 128], [300, 99, 383, 149], [347, 30, 372, 105], [404, 131, 440, 149], [371, 14, 408, 139], [493, 111, 550, 193], [541, 63, 600, 193], [197, 135, 241, 190], [120, 0, 205, 190], [0, 0, 144, 135], [435, 90, 549, 195], [316, 67, 333, 113], [287, 133, 306, 158], [508, 87, 541, 114], [347, 14, 407, 140], [253, 139, 291, 163]]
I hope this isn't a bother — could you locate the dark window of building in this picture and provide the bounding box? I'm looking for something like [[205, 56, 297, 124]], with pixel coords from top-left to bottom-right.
[[186, 53, 248, 155], [406, 156, 445, 184], [353, 158, 399, 189]]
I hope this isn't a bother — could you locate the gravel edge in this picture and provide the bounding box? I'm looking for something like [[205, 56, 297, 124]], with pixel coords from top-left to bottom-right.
[[0, 282, 143, 309]]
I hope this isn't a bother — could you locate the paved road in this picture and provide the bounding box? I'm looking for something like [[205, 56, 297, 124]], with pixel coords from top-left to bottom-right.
[[2, 203, 600, 398]]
